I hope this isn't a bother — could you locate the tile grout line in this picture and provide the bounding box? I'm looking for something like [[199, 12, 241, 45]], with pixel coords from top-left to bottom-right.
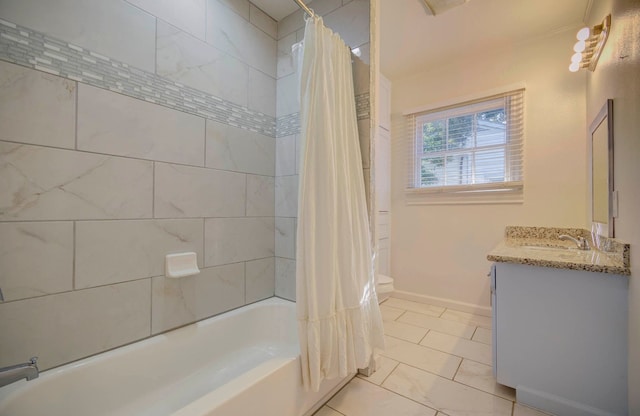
[[397, 309, 444, 320], [0, 257, 275, 305], [153, 17, 157, 76], [1, 275, 153, 305], [0, 138, 275, 177], [447, 376, 516, 404], [0, 216, 276, 224], [152, 161, 156, 218], [375, 360, 399, 386], [438, 313, 492, 329], [243, 261, 247, 305], [471, 325, 480, 341], [244, 174, 248, 217], [72, 221, 76, 290], [246, 56, 252, 116], [389, 324, 486, 347], [377, 361, 514, 408], [357, 375, 439, 415], [149, 276, 153, 336], [417, 328, 430, 345], [452, 355, 464, 380], [203, 119, 207, 168], [359, 371, 440, 414], [392, 312, 476, 339], [394, 309, 407, 321], [74, 80, 79, 150], [380, 335, 466, 377], [414, 342, 492, 367], [424, 327, 472, 341], [202, 217, 206, 273], [324, 403, 347, 416]]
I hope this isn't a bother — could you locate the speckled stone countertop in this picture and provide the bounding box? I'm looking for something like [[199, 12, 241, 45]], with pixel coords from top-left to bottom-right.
[[487, 226, 631, 276]]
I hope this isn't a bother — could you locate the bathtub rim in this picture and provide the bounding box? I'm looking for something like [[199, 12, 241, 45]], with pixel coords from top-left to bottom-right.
[[0, 297, 296, 405], [0, 296, 352, 416]]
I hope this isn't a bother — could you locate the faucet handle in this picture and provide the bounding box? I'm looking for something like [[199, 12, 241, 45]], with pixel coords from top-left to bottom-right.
[[28, 357, 38, 367], [558, 234, 590, 250], [577, 237, 590, 250]]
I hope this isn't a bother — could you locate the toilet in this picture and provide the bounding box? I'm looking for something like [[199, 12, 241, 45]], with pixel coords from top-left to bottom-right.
[[376, 274, 394, 303]]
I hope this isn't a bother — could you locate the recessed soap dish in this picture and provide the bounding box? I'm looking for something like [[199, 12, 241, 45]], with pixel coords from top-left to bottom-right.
[[165, 252, 200, 278]]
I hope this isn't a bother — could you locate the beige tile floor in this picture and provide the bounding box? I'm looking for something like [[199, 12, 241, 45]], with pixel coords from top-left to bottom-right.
[[314, 297, 553, 416]]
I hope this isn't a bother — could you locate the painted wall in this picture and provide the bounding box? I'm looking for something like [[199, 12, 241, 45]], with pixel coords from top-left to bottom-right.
[[274, 0, 371, 300], [584, 0, 640, 412], [389, 29, 588, 309], [0, 0, 277, 371]]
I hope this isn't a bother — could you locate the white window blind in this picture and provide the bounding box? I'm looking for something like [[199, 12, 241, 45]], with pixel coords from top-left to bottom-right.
[[406, 89, 524, 199]]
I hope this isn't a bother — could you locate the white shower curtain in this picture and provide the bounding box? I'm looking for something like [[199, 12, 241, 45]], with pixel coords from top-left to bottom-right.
[[296, 15, 385, 392]]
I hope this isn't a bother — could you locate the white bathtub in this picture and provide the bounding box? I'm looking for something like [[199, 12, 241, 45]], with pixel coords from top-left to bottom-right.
[[0, 298, 352, 416]]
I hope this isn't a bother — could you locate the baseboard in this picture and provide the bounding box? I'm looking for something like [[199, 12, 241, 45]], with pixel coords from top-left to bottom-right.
[[391, 290, 492, 317], [517, 386, 623, 416]]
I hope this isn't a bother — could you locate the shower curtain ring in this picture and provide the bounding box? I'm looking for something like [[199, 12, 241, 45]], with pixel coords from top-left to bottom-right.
[[303, 8, 318, 22]]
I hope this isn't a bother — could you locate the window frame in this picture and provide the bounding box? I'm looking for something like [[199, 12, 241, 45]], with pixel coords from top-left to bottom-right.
[[405, 88, 524, 205]]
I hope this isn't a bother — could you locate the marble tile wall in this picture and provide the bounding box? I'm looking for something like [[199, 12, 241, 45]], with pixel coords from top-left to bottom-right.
[[274, 0, 371, 300], [0, 0, 372, 368], [0, 280, 152, 370], [0, 0, 156, 72], [0, 0, 278, 371], [0, 2, 276, 137]]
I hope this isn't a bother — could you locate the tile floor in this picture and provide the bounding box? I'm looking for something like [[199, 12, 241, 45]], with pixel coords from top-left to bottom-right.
[[313, 297, 552, 416]]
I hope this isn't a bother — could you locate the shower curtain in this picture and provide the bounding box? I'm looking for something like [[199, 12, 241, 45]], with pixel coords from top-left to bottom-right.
[[296, 15, 385, 392]]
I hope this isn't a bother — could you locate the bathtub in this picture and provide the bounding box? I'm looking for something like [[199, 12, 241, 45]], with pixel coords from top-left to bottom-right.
[[0, 298, 352, 416]]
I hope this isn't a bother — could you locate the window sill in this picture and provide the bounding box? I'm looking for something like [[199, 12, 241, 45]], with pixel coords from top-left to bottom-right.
[[404, 183, 524, 205]]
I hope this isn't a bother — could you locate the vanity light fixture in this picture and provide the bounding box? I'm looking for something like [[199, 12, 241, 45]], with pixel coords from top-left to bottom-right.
[[569, 14, 611, 72]]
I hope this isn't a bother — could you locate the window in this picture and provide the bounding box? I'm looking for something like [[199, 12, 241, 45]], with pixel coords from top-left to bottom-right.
[[406, 89, 524, 202]]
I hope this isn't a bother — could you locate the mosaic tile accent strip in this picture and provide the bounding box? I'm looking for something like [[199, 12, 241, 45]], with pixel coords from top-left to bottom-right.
[[276, 113, 301, 138], [275, 93, 370, 137], [356, 92, 370, 120], [0, 18, 276, 137]]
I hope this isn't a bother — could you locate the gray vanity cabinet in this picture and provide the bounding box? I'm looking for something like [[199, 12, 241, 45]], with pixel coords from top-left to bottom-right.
[[491, 262, 628, 416]]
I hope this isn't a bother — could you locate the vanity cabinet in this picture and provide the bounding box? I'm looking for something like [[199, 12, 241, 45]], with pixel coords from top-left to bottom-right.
[[491, 263, 628, 416]]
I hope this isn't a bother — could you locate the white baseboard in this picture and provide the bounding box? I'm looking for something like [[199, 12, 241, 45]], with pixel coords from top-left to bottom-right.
[[391, 290, 492, 317]]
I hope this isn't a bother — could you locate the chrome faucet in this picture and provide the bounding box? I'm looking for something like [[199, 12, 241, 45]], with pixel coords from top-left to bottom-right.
[[0, 357, 39, 388], [559, 234, 590, 250]]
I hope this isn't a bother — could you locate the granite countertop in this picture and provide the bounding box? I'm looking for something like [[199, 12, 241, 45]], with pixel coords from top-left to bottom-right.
[[487, 226, 631, 276]]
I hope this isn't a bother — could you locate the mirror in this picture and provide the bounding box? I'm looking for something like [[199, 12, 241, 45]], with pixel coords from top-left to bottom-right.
[[590, 99, 614, 237]]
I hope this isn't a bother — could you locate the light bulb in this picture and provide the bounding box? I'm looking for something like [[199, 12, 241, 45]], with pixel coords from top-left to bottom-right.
[[573, 40, 586, 53], [576, 27, 590, 41], [569, 62, 580, 72], [571, 52, 583, 63]]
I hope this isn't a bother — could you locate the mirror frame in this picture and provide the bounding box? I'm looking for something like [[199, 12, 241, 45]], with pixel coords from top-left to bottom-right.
[[590, 99, 614, 238]]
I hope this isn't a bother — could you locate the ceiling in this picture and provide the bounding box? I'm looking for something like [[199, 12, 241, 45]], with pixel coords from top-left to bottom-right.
[[255, 0, 591, 80], [252, 0, 300, 21], [380, 0, 591, 80]]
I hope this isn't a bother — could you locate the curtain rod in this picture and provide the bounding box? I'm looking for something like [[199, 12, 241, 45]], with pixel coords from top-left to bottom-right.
[[293, 0, 314, 17]]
